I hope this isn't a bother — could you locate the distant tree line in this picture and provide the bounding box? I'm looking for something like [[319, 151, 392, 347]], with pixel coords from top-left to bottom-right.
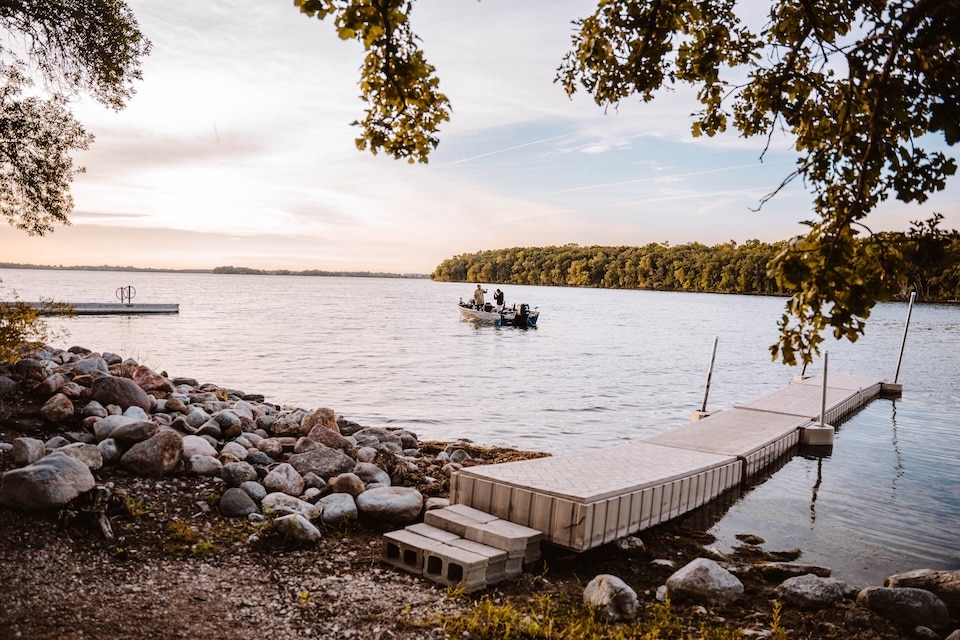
[[212, 266, 427, 279], [431, 222, 960, 303]]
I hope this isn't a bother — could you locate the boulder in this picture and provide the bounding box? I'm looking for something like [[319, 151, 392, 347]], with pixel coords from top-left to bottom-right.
[[857, 587, 951, 630], [182, 435, 218, 459], [261, 492, 320, 521], [74, 357, 109, 376], [221, 461, 258, 487], [12, 437, 46, 466], [318, 493, 358, 526], [91, 376, 153, 412], [132, 365, 174, 394], [775, 574, 846, 610], [301, 407, 339, 434], [54, 442, 104, 471], [331, 472, 365, 496], [886, 569, 960, 616], [219, 487, 258, 518], [262, 463, 305, 496], [355, 486, 423, 525], [120, 430, 183, 477], [353, 462, 391, 487], [186, 455, 223, 477], [306, 424, 354, 454], [271, 513, 322, 544], [0, 453, 96, 510], [665, 557, 744, 605], [287, 447, 356, 480], [40, 393, 74, 422], [583, 574, 639, 621], [0, 375, 18, 398], [110, 420, 159, 447]]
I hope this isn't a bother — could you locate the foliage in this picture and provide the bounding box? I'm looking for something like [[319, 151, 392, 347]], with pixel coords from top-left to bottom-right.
[[294, 0, 450, 163], [299, 1, 959, 364], [0, 291, 70, 363], [430, 593, 742, 640], [0, 0, 150, 234]]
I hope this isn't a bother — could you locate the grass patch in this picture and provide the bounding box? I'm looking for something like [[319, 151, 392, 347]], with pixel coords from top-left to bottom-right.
[[429, 594, 745, 640]]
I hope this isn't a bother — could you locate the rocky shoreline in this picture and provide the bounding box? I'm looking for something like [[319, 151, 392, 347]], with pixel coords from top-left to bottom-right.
[[1, 345, 959, 639]]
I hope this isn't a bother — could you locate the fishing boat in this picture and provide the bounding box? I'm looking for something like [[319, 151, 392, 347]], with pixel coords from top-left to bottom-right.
[[457, 300, 539, 327]]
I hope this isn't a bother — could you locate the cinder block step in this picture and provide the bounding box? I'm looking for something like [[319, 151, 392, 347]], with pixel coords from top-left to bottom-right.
[[381, 505, 544, 592]]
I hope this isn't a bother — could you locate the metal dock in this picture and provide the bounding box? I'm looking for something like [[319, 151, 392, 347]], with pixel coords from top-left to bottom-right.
[[22, 302, 179, 315]]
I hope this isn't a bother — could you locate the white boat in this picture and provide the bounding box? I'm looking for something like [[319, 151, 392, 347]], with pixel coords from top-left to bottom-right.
[[457, 301, 539, 327]]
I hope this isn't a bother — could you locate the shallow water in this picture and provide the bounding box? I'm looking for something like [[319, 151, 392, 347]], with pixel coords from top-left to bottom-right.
[[2, 268, 958, 583]]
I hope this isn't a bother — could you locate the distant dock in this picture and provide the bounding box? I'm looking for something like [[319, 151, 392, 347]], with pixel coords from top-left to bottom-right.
[[22, 302, 179, 316]]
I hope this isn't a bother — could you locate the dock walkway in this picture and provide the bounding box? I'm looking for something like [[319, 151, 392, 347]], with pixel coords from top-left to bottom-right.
[[383, 372, 894, 590], [21, 302, 179, 315]]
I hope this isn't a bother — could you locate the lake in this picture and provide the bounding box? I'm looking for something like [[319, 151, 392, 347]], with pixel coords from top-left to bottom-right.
[[2, 267, 958, 584]]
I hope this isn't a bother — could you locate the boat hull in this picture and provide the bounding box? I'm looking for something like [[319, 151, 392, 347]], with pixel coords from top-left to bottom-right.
[[458, 304, 539, 327]]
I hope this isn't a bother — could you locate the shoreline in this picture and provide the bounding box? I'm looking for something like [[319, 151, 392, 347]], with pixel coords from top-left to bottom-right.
[[1, 346, 958, 638]]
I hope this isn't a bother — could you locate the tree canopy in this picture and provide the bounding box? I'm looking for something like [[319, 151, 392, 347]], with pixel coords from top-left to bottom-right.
[[0, 0, 150, 235], [296, 0, 959, 365]]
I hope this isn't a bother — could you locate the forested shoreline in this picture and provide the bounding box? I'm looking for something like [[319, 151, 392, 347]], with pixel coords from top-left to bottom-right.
[[431, 230, 960, 303]]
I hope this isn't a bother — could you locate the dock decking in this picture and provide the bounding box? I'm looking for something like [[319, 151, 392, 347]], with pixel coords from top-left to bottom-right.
[[21, 302, 179, 315], [449, 373, 887, 553]]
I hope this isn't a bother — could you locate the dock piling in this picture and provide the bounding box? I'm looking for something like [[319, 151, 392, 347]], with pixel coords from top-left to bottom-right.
[[801, 351, 835, 448], [691, 336, 718, 421], [893, 291, 916, 384]]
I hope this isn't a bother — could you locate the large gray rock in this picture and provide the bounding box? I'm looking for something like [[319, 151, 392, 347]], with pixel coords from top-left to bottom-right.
[[271, 513, 322, 544], [287, 446, 356, 480], [219, 487, 257, 518], [776, 574, 846, 610], [583, 574, 639, 621], [221, 461, 258, 487], [91, 375, 153, 412], [355, 486, 423, 525], [886, 569, 960, 616], [181, 435, 218, 459], [857, 587, 951, 630], [261, 492, 320, 521], [54, 442, 104, 471], [318, 493, 358, 526], [12, 437, 45, 466], [665, 557, 744, 605], [186, 455, 222, 477], [0, 453, 96, 510], [120, 431, 183, 477], [110, 420, 159, 447], [353, 462, 391, 487], [74, 356, 109, 376]]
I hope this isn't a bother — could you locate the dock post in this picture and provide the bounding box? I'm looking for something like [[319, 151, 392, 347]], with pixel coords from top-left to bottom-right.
[[691, 336, 718, 421], [883, 291, 916, 397], [801, 351, 834, 448]]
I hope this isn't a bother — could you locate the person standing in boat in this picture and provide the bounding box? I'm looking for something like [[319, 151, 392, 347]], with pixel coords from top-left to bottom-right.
[[493, 288, 504, 310], [473, 284, 487, 308]]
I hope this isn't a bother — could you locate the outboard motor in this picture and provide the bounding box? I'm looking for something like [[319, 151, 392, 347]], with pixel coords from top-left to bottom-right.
[[484, 303, 493, 312], [516, 303, 529, 327]]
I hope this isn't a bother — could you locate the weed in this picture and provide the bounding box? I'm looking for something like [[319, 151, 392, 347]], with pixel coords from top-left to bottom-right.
[[190, 539, 216, 558], [771, 600, 788, 640], [167, 520, 200, 544], [124, 495, 154, 518], [297, 590, 313, 607]]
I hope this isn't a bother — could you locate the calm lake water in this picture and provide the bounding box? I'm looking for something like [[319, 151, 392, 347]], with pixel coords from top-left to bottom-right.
[[2, 268, 958, 584]]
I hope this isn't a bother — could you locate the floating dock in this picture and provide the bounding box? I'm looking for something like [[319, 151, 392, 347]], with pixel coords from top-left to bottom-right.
[[383, 372, 896, 590], [21, 302, 179, 315]]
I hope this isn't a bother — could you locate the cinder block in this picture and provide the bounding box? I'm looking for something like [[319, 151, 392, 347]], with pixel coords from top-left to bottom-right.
[[463, 518, 543, 563], [382, 529, 443, 575], [422, 544, 489, 592], [444, 503, 501, 524], [446, 537, 508, 583], [405, 522, 461, 543]]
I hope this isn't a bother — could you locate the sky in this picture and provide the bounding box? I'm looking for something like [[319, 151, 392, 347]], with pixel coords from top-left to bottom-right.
[[1, 0, 957, 274]]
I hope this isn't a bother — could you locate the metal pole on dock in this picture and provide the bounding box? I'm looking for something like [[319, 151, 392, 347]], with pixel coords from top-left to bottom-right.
[[894, 291, 916, 384], [819, 351, 829, 427], [700, 336, 719, 414]]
